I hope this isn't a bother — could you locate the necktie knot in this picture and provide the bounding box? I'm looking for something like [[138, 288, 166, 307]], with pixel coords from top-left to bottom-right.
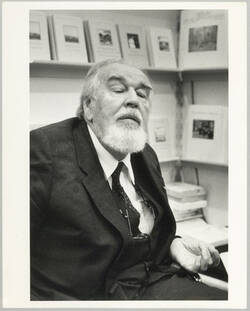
[[112, 162, 124, 186]]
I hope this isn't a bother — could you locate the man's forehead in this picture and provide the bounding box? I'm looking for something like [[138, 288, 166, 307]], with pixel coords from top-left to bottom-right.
[[98, 63, 152, 89]]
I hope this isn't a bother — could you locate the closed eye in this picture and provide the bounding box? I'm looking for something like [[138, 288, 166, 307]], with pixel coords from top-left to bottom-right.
[[136, 88, 148, 99]]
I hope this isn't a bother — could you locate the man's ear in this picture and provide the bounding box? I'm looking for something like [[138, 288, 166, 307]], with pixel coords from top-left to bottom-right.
[[84, 97, 94, 123]]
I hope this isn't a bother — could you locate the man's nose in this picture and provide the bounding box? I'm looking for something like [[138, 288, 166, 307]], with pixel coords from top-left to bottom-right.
[[125, 87, 139, 108]]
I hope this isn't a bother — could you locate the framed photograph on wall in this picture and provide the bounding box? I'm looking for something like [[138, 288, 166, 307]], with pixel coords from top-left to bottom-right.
[[29, 11, 51, 61], [147, 27, 177, 69], [117, 24, 149, 67], [48, 14, 88, 63], [148, 117, 175, 162], [84, 20, 121, 62], [182, 105, 228, 164], [178, 10, 228, 70]]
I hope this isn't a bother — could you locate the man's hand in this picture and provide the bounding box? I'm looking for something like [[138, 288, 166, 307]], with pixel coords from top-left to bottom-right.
[[170, 236, 220, 273]]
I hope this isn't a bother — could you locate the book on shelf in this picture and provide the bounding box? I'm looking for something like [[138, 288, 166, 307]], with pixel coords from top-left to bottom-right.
[[172, 208, 203, 222], [182, 105, 228, 165], [146, 27, 177, 69], [84, 20, 121, 62], [117, 24, 149, 67], [178, 10, 228, 70], [29, 11, 51, 61], [169, 198, 207, 210], [168, 194, 206, 203], [169, 198, 205, 222], [165, 182, 206, 199], [47, 14, 88, 63], [176, 218, 228, 247]]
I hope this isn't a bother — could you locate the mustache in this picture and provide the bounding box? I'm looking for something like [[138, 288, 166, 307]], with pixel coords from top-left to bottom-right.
[[116, 110, 143, 125]]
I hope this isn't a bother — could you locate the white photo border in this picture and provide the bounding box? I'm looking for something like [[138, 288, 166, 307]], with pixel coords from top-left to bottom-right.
[[2, 1, 247, 309]]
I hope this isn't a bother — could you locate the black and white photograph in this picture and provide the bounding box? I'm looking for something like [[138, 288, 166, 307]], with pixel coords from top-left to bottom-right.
[[63, 25, 79, 43], [29, 21, 41, 40], [154, 125, 167, 142], [158, 36, 170, 51], [98, 29, 113, 46], [2, 2, 247, 309], [192, 120, 215, 140], [127, 33, 140, 49], [188, 25, 218, 52]]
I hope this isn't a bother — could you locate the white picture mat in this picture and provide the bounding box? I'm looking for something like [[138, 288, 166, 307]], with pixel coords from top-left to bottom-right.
[[52, 14, 88, 62], [118, 23, 148, 67], [148, 117, 174, 161], [183, 105, 228, 164], [147, 27, 177, 69], [29, 12, 51, 61], [179, 10, 228, 70], [2, 1, 247, 309], [86, 20, 121, 61]]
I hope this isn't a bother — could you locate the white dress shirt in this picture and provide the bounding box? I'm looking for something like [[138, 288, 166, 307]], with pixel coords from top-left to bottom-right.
[[88, 125, 154, 234]]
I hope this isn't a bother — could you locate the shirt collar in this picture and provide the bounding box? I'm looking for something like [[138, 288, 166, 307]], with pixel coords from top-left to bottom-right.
[[88, 125, 135, 184]]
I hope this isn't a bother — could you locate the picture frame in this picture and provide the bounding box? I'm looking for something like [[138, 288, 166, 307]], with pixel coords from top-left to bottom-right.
[[84, 20, 121, 62], [117, 24, 149, 67], [29, 11, 51, 61], [147, 27, 177, 69], [48, 14, 88, 63], [148, 117, 175, 162], [178, 10, 228, 70], [182, 105, 228, 164]]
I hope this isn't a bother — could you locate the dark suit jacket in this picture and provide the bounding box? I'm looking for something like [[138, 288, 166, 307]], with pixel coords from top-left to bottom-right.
[[30, 118, 176, 300]]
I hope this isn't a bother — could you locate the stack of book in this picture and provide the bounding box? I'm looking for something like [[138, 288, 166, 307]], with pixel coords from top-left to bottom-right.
[[166, 182, 206, 222], [166, 182, 228, 247]]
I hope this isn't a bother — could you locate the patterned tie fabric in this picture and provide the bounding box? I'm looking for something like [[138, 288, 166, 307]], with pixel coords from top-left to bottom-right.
[[111, 162, 141, 237]]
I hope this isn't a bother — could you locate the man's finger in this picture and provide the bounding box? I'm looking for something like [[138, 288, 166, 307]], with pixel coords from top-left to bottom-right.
[[208, 244, 220, 267], [199, 245, 212, 271]]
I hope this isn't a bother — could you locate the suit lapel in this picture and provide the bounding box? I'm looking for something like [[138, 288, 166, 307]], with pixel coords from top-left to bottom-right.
[[72, 120, 129, 242], [131, 151, 166, 224]]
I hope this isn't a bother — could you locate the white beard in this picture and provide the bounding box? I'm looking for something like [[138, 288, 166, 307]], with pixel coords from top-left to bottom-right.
[[93, 122, 147, 154]]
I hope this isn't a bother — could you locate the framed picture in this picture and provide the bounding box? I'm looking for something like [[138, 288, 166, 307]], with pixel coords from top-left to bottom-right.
[[48, 14, 88, 63], [117, 24, 149, 67], [29, 11, 50, 61], [148, 117, 175, 162], [147, 27, 177, 69], [85, 20, 121, 62], [182, 105, 228, 164], [179, 10, 228, 70]]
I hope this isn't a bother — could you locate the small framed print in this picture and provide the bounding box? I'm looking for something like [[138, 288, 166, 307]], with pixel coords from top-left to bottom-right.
[[192, 119, 215, 139], [179, 10, 228, 70], [147, 27, 177, 69], [188, 25, 218, 52], [48, 14, 88, 63], [148, 117, 175, 162], [63, 25, 80, 44], [117, 24, 149, 67], [85, 20, 121, 62], [182, 105, 228, 164], [29, 11, 51, 61], [127, 33, 140, 49], [98, 29, 113, 46]]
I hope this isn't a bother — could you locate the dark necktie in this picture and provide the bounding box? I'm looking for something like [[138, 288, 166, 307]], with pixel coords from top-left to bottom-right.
[[111, 162, 140, 237]]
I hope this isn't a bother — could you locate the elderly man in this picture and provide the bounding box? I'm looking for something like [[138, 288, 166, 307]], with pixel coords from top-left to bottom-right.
[[30, 59, 227, 300]]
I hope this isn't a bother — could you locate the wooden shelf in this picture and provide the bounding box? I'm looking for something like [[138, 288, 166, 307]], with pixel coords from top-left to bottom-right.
[[180, 67, 228, 73], [30, 60, 228, 78], [30, 60, 179, 78], [181, 158, 228, 168], [159, 157, 180, 163]]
